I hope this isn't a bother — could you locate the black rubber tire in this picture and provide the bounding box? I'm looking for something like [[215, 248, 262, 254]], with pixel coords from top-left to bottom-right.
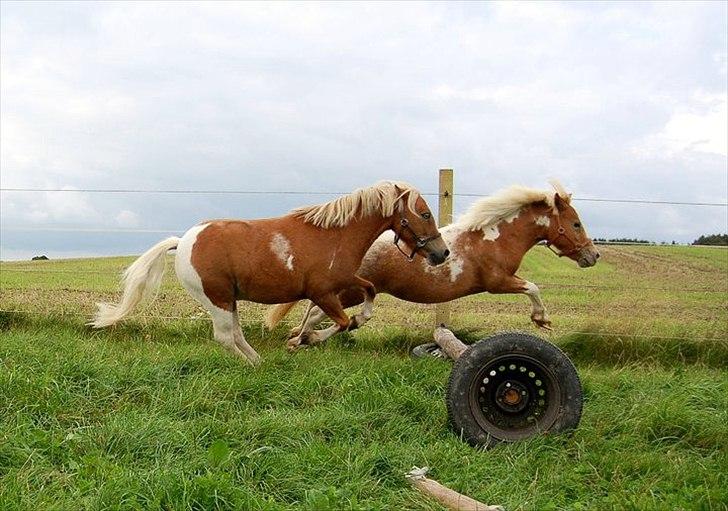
[[446, 331, 582, 449]]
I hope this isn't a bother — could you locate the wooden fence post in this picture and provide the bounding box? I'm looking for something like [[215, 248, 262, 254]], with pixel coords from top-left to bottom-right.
[[435, 168, 453, 327]]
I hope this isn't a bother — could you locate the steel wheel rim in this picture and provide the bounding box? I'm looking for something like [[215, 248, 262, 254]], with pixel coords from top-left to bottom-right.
[[467, 354, 562, 441]]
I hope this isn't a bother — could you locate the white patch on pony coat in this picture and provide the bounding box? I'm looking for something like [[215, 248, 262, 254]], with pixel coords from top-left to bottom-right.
[[420, 225, 465, 283], [481, 211, 521, 240], [175, 224, 217, 312], [175, 223, 259, 364], [535, 215, 551, 227], [270, 233, 294, 271]]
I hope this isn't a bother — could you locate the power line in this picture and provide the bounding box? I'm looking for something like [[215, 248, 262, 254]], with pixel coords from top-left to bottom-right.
[[1, 187, 726, 207], [1, 226, 181, 234], [2, 226, 726, 248], [0, 187, 343, 196]]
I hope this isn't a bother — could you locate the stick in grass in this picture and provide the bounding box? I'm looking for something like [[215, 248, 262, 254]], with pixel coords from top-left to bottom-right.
[[433, 326, 469, 360], [405, 466, 504, 511]]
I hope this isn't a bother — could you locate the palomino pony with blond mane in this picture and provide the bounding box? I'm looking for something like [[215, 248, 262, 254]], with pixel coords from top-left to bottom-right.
[[91, 181, 449, 365], [267, 181, 600, 347]]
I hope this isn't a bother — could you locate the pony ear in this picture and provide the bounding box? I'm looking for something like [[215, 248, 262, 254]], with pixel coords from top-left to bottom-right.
[[554, 193, 569, 212], [392, 183, 408, 210]]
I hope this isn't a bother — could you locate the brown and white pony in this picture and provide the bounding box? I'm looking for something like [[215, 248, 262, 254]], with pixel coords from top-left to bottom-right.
[[91, 181, 449, 365], [267, 181, 599, 346]]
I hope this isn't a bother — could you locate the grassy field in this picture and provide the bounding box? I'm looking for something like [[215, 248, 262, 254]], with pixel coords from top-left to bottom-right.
[[1, 245, 727, 510]]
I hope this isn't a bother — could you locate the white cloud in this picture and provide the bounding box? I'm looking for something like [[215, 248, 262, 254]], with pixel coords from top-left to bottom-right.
[[634, 91, 728, 158], [0, 1, 726, 257]]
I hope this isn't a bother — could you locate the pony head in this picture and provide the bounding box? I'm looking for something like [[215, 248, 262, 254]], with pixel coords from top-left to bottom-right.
[[391, 184, 450, 266], [544, 181, 600, 268]]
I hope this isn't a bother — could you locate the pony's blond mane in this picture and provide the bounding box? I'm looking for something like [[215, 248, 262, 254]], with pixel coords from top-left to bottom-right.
[[292, 181, 420, 228], [456, 180, 571, 232]]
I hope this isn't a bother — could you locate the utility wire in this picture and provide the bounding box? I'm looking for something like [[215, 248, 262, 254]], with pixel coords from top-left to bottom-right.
[[2, 187, 726, 207]]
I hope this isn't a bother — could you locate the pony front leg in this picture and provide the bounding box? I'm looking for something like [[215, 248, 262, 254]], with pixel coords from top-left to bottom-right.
[[523, 281, 552, 330], [490, 276, 552, 330]]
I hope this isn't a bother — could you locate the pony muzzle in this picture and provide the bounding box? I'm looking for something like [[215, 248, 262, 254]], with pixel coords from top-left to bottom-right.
[[424, 239, 449, 266], [393, 218, 449, 265], [577, 246, 600, 268]]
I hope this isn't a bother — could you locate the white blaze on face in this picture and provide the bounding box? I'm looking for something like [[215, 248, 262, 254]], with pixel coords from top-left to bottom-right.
[[271, 233, 294, 271], [535, 215, 551, 227], [481, 211, 521, 241]]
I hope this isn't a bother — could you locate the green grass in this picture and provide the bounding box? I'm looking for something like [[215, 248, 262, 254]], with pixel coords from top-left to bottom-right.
[[1, 245, 727, 510]]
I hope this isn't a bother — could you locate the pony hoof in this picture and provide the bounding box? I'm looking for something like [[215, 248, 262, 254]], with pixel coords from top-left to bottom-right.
[[532, 318, 553, 331], [286, 336, 303, 352]]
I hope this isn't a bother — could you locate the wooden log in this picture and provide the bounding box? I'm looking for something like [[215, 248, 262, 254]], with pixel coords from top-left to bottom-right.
[[433, 326, 469, 361], [405, 466, 504, 511]]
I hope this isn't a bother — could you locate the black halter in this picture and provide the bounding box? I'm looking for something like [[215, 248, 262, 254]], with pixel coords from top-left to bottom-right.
[[393, 217, 442, 261]]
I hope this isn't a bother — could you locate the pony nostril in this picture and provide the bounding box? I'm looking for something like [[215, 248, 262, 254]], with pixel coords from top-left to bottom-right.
[[595, 252, 600, 259], [443, 249, 450, 259]]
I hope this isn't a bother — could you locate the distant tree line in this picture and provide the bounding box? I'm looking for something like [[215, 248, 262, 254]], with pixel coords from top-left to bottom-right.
[[592, 235, 727, 246], [692, 234, 728, 246]]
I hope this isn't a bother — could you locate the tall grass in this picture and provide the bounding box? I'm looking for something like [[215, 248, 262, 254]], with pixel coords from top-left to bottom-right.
[[1, 245, 726, 509]]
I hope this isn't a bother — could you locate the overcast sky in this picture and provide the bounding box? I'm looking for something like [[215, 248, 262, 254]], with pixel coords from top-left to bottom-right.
[[1, 1, 726, 260]]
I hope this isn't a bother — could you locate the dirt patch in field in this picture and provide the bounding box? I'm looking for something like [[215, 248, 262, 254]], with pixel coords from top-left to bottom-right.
[[600, 247, 725, 284]]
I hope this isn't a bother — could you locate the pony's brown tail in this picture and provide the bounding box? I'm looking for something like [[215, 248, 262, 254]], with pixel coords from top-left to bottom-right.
[[264, 301, 300, 330]]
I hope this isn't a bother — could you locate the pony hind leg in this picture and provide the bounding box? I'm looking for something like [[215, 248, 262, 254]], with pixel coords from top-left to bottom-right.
[[289, 301, 319, 338], [347, 277, 376, 331], [287, 293, 350, 352], [286, 303, 327, 349], [209, 304, 261, 365], [287, 286, 369, 349], [230, 307, 261, 366]]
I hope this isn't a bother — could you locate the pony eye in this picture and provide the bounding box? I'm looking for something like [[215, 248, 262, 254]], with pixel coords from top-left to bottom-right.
[[421, 212, 431, 220], [573, 222, 581, 228]]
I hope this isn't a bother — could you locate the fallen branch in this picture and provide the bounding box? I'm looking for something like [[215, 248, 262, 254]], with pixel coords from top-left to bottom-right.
[[405, 466, 504, 511], [433, 326, 469, 360]]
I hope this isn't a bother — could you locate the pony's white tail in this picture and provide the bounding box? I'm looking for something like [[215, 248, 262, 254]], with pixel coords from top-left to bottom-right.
[[90, 237, 180, 328], [264, 301, 300, 330]]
